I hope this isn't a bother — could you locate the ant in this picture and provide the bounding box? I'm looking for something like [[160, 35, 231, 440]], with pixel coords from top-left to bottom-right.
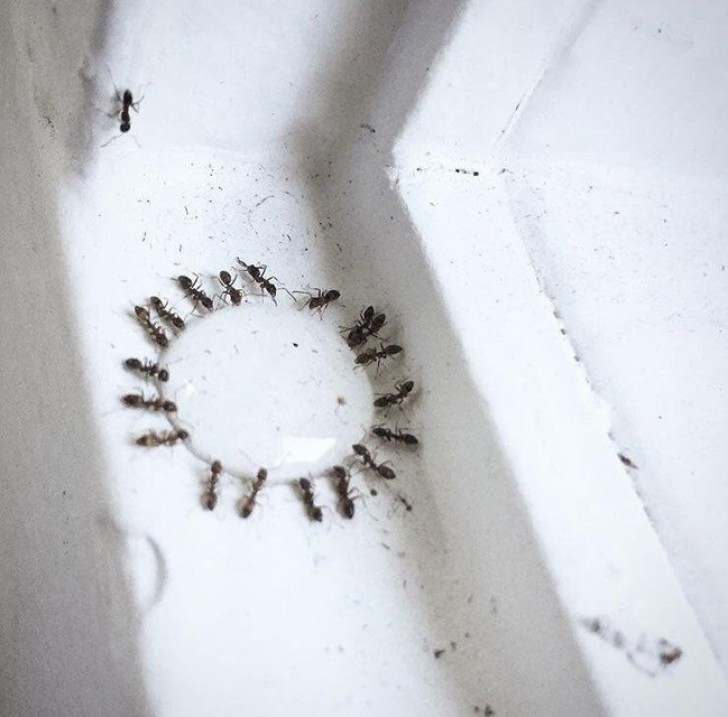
[[352, 443, 396, 480], [124, 357, 169, 382], [178, 275, 214, 311], [298, 478, 323, 522], [202, 460, 223, 511], [240, 468, 267, 518], [397, 495, 413, 512], [330, 465, 356, 519], [116, 89, 141, 133], [355, 343, 402, 372], [150, 296, 185, 330], [374, 379, 415, 410], [136, 429, 188, 447], [134, 305, 168, 347], [294, 288, 341, 314], [236, 260, 288, 303], [218, 271, 243, 306], [121, 392, 176, 412], [343, 306, 387, 348], [371, 425, 419, 446]]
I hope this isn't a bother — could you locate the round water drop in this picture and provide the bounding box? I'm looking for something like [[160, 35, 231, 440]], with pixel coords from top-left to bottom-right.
[[160, 303, 373, 482]]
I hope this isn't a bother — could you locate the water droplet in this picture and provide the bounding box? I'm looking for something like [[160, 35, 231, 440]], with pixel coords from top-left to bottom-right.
[[161, 303, 373, 482]]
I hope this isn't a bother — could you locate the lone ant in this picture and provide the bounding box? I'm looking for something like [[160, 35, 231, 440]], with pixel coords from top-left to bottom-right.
[[218, 270, 243, 306], [124, 357, 169, 382], [121, 392, 176, 412], [178, 275, 214, 311], [100, 85, 144, 147], [355, 343, 402, 372], [240, 468, 267, 518], [202, 460, 223, 511], [150, 296, 185, 330], [136, 429, 188, 447], [343, 306, 387, 348], [134, 305, 168, 347], [115, 89, 141, 133], [374, 379, 415, 410], [330, 465, 356, 519], [371, 425, 419, 446], [298, 478, 323, 522], [294, 287, 341, 314], [236, 260, 288, 303], [397, 494, 413, 512], [352, 443, 396, 480]]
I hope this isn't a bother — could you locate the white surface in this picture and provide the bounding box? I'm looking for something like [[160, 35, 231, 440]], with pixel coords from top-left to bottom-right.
[[2, 0, 728, 715], [393, 0, 728, 712]]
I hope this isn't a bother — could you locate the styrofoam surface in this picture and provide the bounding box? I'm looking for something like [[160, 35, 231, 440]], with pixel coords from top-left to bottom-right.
[[2, 0, 727, 715]]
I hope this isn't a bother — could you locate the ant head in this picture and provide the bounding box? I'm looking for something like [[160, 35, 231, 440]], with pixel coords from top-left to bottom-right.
[[219, 270, 232, 285], [134, 305, 149, 321], [299, 477, 312, 491], [178, 275, 193, 290], [177, 429, 190, 441], [202, 492, 217, 511], [122, 89, 133, 104], [158, 368, 170, 382], [211, 460, 222, 473], [329, 465, 348, 480]]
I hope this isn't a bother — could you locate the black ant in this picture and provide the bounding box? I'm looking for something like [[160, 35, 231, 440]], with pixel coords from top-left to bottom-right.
[[240, 468, 267, 518], [218, 270, 243, 306], [371, 425, 419, 446], [116, 89, 141, 133], [294, 288, 341, 314], [355, 343, 402, 371], [374, 379, 415, 410], [202, 460, 223, 511], [298, 478, 323, 522], [134, 305, 168, 347], [178, 275, 214, 311], [343, 306, 387, 348], [397, 495, 413, 512], [124, 357, 169, 382], [135, 429, 188, 447], [330, 465, 356, 519], [351, 443, 396, 480], [150, 296, 185, 330], [121, 392, 176, 412], [236, 260, 288, 303]]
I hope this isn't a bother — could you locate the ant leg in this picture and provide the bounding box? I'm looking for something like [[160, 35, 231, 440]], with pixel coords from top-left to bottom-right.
[[130, 93, 145, 113], [100, 133, 123, 148]]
